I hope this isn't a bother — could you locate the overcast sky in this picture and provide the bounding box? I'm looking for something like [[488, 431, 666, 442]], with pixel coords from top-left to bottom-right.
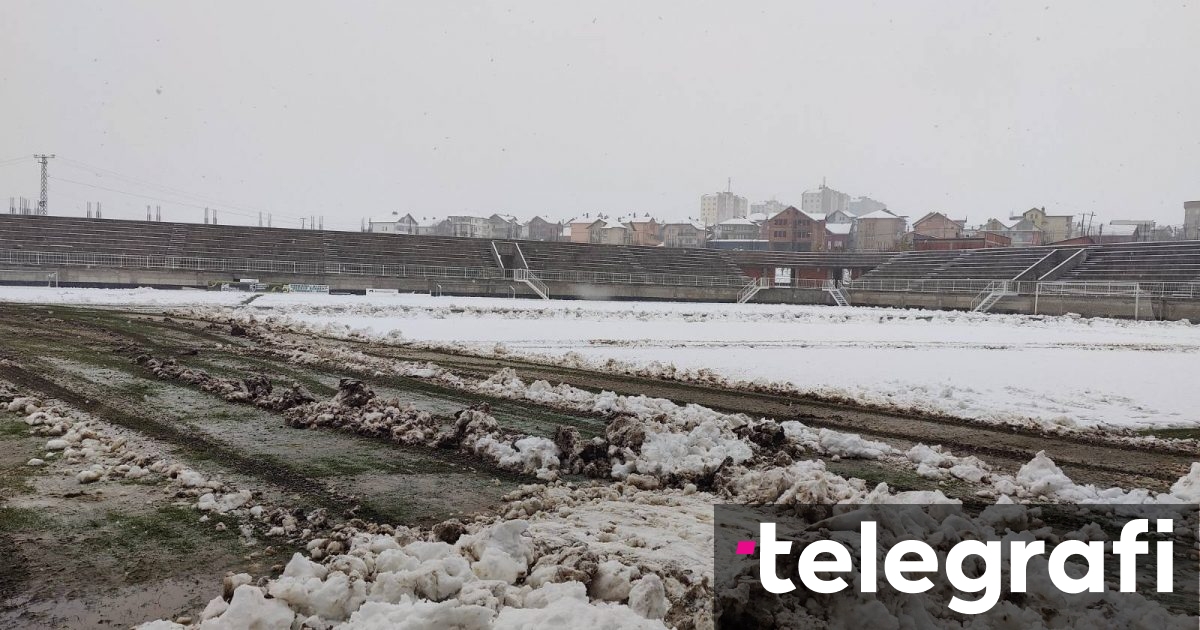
[[2, 1, 1197, 230]]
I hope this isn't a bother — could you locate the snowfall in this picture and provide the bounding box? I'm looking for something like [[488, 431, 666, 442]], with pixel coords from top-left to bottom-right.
[[4, 286, 1200, 628], [7, 286, 1200, 430]]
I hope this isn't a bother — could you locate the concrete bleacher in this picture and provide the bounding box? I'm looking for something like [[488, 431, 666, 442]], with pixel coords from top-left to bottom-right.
[[1059, 242, 1200, 283], [860, 247, 1058, 281], [514, 239, 747, 283], [0, 215, 748, 286]]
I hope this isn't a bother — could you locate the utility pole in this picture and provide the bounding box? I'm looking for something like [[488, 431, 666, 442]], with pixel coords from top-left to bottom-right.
[[96, 202, 102, 219], [147, 205, 152, 221], [204, 207, 209, 224], [156, 206, 161, 221], [34, 154, 54, 215]]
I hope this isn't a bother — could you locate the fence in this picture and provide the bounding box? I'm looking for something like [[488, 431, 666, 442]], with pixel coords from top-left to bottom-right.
[[0, 249, 747, 289]]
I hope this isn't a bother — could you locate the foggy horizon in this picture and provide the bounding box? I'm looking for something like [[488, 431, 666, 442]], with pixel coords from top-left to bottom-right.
[[2, 1, 1197, 230]]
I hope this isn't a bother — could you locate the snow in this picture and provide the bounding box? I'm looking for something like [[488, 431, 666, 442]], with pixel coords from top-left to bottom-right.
[[238, 292, 1200, 431], [0, 286, 249, 307]]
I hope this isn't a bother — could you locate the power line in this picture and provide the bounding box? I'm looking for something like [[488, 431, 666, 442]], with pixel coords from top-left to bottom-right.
[[48, 174, 359, 230]]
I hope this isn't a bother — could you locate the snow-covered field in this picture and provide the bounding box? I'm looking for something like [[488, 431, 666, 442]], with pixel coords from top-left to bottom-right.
[[4, 287, 1197, 430], [0, 286, 249, 307], [247, 292, 1200, 431], [5, 287, 1200, 628]]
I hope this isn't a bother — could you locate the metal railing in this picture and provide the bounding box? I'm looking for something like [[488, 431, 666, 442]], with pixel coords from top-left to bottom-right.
[[0, 248, 749, 289], [845, 277, 1200, 300], [844, 278, 1001, 294]]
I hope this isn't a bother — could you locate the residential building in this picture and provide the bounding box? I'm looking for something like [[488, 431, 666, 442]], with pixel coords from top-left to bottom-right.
[[443, 215, 488, 238], [661, 221, 708, 248], [568, 216, 604, 243], [914, 231, 1011, 250], [1110, 219, 1155, 242], [912, 212, 965, 240], [525, 216, 563, 242], [766, 207, 825, 252], [593, 220, 631, 245], [825, 209, 856, 224], [1003, 218, 1044, 247], [824, 223, 852, 251], [621, 215, 662, 246], [1187, 201, 1200, 240], [853, 209, 907, 251], [749, 199, 787, 218], [367, 213, 420, 234], [801, 184, 850, 216], [848, 196, 887, 217], [712, 217, 764, 241], [486, 214, 523, 239], [700, 191, 748, 226], [1013, 207, 1074, 243]]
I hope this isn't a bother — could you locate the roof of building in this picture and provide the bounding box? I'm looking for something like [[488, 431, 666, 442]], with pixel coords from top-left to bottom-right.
[[825, 223, 853, 235], [1103, 223, 1140, 236], [717, 217, 758, 226], [858, 209, 903, 220], [1009, 218, 1042, 231], [746, 212, 768, 223]]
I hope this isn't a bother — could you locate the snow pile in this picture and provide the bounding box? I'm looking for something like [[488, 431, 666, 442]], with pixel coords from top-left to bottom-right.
[[160, 493, 688, 630], [904, 443, 991, 483], [136, 355, 318, 411]]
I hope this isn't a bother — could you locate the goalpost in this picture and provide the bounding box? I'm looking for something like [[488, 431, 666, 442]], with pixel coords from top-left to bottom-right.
[[0, 269, 59, 287]]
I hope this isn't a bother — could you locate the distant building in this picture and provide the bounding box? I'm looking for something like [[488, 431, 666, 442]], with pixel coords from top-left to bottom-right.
[[912, 212, 965, 240], [1005, 219, 1044, 247], [484, 214, 522, 239], [621, 215, 662, 246], [525, 216, 563, 242], [914, 231, 1011, 250], [712, 217, 764, 241], [568, 216, 604, 243], [848, 196, 887, 217], [750, 199, 787, 218], [594, 220, 631, 245], [367, 213, 420, 234], [825, 209, 856, 224], [766, 207, 825, 252], [853, 210, 907, 251], [444, 215, 488, 238], [1013, 207, 1074, 243], [1187, 201, 1200, 240], [661, 221, 708, 248], [700, 191, 748, 226], [824, 223, 852, 251], [801, 184, 850, 216]]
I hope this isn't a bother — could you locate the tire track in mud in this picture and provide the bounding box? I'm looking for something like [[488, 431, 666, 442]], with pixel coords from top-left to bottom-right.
[[0, 361, 393, 523]]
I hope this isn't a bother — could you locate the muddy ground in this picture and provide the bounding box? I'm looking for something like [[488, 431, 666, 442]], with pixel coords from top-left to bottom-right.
[[0, 303, 1194, 627]]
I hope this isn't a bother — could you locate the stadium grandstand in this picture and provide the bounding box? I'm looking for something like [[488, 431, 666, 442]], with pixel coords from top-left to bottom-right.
[[1, 214, 1198, 319]]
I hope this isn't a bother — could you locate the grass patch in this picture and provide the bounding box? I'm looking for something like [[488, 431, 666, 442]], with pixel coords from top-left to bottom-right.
[[0, 506, 51, 532], [0, 419, 31, 438], [1137, 427, 1200, 441], [101, 505, 240, 555]]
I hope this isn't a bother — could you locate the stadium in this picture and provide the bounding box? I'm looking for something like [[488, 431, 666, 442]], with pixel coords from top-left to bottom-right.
[[3, 2, 1199, 628], [3, 214, 1200, 320]]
